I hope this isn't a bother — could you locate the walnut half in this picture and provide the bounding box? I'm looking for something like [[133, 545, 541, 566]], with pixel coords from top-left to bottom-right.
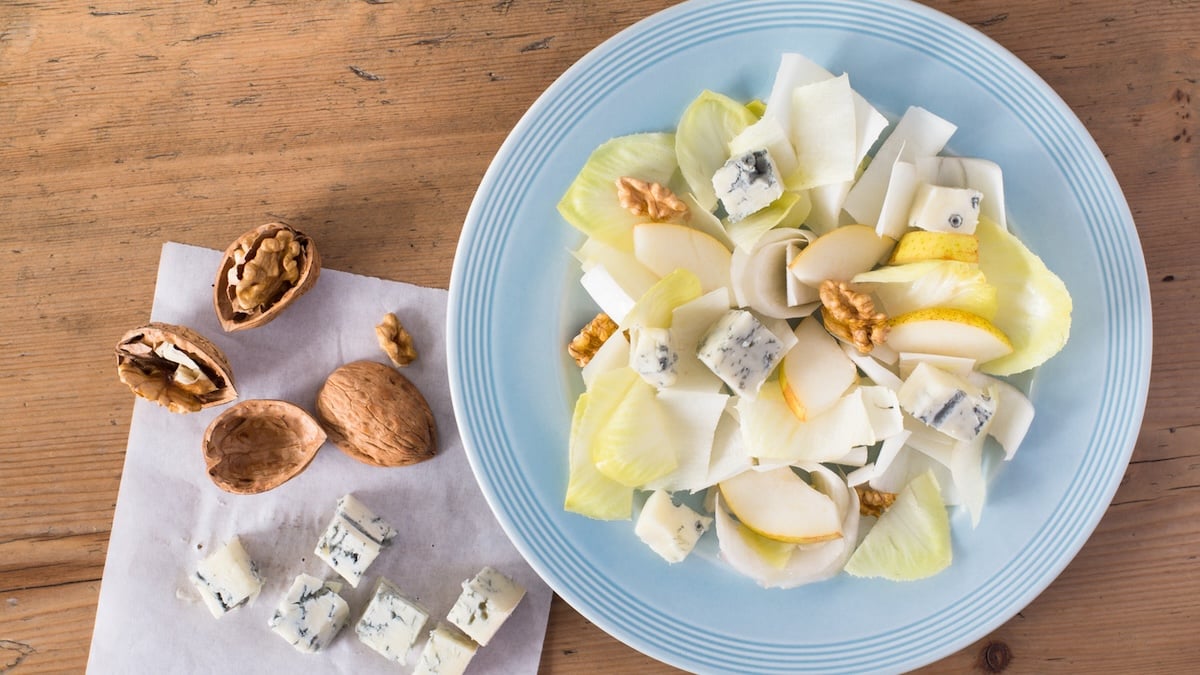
[[819, 280, 888, 354], [568, 313, 618, 367], [615, 176, 689, 222], [214, 223, 321, 332], [115, 322, 237, 413]]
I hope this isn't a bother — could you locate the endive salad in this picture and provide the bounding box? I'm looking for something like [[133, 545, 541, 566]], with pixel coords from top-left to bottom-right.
[[557, 52, 1072, 586]]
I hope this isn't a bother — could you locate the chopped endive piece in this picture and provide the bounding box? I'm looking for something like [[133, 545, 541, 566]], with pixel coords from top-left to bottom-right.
[[787, 74, 858, 189], [668, 288, 733, 393], [731, 228, 819, 320], [875, 157, 920, 239], [852, 259, 998, 320], [588, 371, 678, 487], [558, 133, 678, 251], [739, 384, 875, 464], [565, 381, 634, 520], [844, 470, 951, 581], [642, 389, 729, 492], [635, 490, 713, 563], [621, 268, 703, 330], [968, 371, 1035, 460], [676, 90, 759, 212], [580, 329, 629, 389], [579, 264, 638, 325], [976, 216, 1073, 375], [725, 190, 811, 252]]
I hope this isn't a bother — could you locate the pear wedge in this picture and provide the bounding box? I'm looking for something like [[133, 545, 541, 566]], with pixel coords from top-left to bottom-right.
[[787, 224, 895, 285], [885, 308, 1013, 363], [719, 467, 842, 544]]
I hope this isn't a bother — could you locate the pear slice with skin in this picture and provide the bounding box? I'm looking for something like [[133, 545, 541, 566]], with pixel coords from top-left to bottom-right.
[[885, 307, 1013, 363], [778, 317, 858, 421], [888, 231, 979, 264], [719, 466, 843, 544], [787, 224, 895, 286], [633, 223, 733, 294]]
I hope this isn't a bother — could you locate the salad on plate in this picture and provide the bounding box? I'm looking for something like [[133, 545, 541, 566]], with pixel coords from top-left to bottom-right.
[[557, 52, 1072, 587]]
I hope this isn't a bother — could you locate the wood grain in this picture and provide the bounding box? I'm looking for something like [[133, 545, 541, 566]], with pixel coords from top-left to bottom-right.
[[2, 1, 1197, 673]]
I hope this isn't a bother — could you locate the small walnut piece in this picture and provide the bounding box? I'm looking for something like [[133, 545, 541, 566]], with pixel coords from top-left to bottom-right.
[[375, 312, 417, 367], [214, 223, 321, 332], [615, 176, 689, 222], [203, 399, 326, 494], [115, 322, 237, 413], [819, 280, 889, 353], [316, 361, 437, 467], [856, 485, 897, 518], [567, 313, 618, 367]]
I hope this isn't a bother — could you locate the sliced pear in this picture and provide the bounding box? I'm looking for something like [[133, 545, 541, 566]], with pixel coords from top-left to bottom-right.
[[888, 231, 979, 264], [975, 216, 1073, 375], [739, 384, 876, 464], [779, 317, 858, 420], [633, 222, 733, 294], [844, 469, 951, 580], [787, 224, 895, 286], [719, 466, 842, 543], [885, 308, 1013, 363]]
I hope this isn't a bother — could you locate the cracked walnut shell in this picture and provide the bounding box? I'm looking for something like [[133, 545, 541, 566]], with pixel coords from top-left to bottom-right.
[[203, 399, 326, 494], [316, 360, 437, 467], [115, 322, 237, 413], [214, 222, 321, 332]]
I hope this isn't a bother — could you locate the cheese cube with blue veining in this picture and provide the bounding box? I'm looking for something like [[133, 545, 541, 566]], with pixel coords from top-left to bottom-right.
[[315, 494, 397, 587], [190, 536, 263, 619], [445, 566, 526, 646], [907, 182, 983, 234], [268, 573, 350, 653], [696, 309, 787, 398], [629, 326, 680, 388], [413, 623, 478, 675], [635, 490, 713, 563], [355, 577, 431, 664], [711, 148, 784, 222], [898, 362, 996, 441]]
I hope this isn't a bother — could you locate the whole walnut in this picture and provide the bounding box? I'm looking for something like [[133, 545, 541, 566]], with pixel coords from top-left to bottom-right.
[[316, 360, 437, 467]]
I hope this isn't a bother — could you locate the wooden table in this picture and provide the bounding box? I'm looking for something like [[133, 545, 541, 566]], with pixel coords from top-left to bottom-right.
[[2, 1, 1196, 672]]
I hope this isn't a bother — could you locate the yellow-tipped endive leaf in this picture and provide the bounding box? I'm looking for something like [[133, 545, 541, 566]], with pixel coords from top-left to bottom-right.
[[975, 216, 1073, 375], [676, 90, 759, 212], [588, 369, 678, 487], [621, 268, 703, 330], [558, 133, 679, 251], [845, 470, 951, 580], [853, 260, 999, 319], [564, 391, 634, 520]]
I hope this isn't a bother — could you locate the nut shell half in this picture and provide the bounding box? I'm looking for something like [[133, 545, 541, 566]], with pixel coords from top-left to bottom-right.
[[203, 399, 326, 494], [214, 222, 321, 332], [115, 322, 237, 413], [316, 360, 437, 467]]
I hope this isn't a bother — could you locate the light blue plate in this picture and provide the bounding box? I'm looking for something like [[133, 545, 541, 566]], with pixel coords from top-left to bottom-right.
[[447, 1, 1151, 672]]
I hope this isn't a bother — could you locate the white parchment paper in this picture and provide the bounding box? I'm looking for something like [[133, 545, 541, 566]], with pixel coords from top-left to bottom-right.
[[88, 242, 551, 674]]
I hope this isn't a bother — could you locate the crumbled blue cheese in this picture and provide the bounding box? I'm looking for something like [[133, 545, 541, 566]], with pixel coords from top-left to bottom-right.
[[413, 623, 478, 675], [268, 573, 350, 653], [355, 577, 430, 664], [898, 362, 996, 441], [696, 309, 786, 398], [445, 566, 526, 647], [634, 490, 712, 563], [907, 182, 983, 234], [315, 494, 397, 588], [711, 149, 784, 222], [629, 326, 679, 388], [190, 536, 262, 619]]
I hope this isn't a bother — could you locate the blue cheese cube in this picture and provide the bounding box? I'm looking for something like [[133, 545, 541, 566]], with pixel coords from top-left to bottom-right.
[[190, 536, 263, 619], [268, 573, 350, 653], [711, 149, 784, 222], [445, 566, 526, 646], [629, 326, 679, 388], [413, 623, 478, 675], [315, 494, 397, 588], [898, 362, 996, 442], [907, 182, 983, 234], [634, 490, 712, 563], [355, 577, 430, 664], [696, 309, 786, 398]]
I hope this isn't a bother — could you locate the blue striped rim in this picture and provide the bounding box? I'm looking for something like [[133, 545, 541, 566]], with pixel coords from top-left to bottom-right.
[[447, 0, 1150, 671]]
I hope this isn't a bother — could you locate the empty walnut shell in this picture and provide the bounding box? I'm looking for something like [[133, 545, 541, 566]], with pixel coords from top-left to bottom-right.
[[203, 399, 326, 494], [115, 322, 237, 413], [316, 360, 437, 467], [214, 222, 321, 332]]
